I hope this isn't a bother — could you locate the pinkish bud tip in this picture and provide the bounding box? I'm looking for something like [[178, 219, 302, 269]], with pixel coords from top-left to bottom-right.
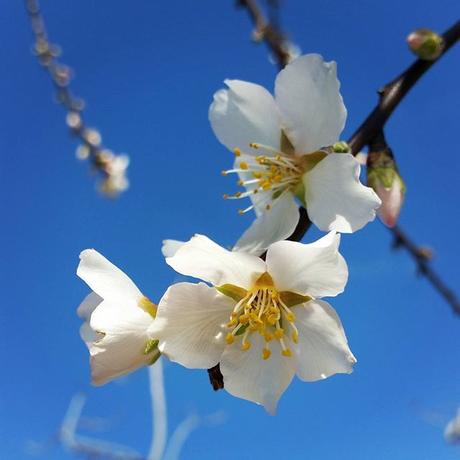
[[375, 180, 404, 228]]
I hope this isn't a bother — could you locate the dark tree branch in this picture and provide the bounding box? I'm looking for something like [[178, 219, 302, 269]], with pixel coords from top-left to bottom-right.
[[348, 20, 460, 155]]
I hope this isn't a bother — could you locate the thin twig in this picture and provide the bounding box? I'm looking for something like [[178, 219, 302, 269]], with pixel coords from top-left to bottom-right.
[[24, 0, 129, 196], [392, 226, 460, 315], [148, 359, 168, 460], [348, 20, 460, 155], [237, 0, 292, 70]]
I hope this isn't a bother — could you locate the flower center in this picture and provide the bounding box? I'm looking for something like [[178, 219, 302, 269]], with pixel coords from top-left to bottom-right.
[[220, 272, 311, 360], [222, 142, 304, 215]]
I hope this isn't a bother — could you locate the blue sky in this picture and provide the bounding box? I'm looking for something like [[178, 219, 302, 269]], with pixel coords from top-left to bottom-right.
[[1, 1, 459, 459]]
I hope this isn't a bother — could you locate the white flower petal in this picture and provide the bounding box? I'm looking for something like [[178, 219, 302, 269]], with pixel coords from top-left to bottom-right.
[[166, 234, 266, 289], [294, 300, 356, 382], [304, 153, 381, 233], [151, 283, 233, 369], [266, 232, 347, 297], [209, 79, 282, 153], [88, 299, 154, 385], [275, 54, 347, 154], [77, 292, 103, 321], [77, 249, 142, 302], [233, 192, 299, 256], [220, 334, 296, 414], [79, 322, 103, 349], [161, 239, 185, 258]]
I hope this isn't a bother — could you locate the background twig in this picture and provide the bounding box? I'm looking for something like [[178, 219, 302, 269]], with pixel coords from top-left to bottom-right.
[[24, 0, 129, 197]]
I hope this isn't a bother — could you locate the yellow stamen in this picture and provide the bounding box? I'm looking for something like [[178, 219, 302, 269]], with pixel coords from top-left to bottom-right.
[[226, 333, 235, 344], [241, 341, 251, 351], [262, 348, 271, 360], [240, 161, 248, 170], [282, 348, 293, 357]]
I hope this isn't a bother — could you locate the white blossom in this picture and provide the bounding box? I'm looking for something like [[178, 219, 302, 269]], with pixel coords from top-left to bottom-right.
[[77, 249, 159, 385], [209, 53, 381, 254], [152, 233, 356, 413]]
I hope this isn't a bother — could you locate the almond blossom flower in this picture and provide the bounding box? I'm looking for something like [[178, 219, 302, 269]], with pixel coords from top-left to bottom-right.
[[209, 53, 381, 254], [152, 233, 356, 413], [77, 249, 159, 385]]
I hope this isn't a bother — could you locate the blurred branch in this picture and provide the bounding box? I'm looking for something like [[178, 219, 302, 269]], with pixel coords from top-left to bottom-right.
[[237, 0, 293, 70], [148, 359, 168, 460], [392, 226, 460, 315], [24, 0, 129, 197]]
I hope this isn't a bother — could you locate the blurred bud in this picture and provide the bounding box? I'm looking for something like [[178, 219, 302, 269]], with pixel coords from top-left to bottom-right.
[[367, 147, 406, 228], [445, 409, 460, 444], [83, 128, 101, 147], [66, 111, 82, 130], [332, 141, 350, 153], [53, 64, 72, 87], [407, 28, 444, 61], [76, 144, 90, 160], [251, 27, 265, 43]]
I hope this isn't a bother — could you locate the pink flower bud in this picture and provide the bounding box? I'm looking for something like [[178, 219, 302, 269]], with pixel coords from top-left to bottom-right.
[[407, 28, 444, 61], [375, 176, 404, 228]]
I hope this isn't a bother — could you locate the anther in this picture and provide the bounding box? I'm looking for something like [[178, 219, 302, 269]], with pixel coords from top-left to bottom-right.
[[233, 147, 241, 156], [240, 161, 248, 170], [226, 333, 235, 344], [262, 348, 271, 360], [274, 328, 284, 339], [281, 348, 293, 357], [241, 341, 251, 351]]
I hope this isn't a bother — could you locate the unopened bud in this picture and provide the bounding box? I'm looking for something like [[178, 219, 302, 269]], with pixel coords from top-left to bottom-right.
[[407, 28, 444, 61], [367, 149, 406, 228], [332, 141, 350, 153]]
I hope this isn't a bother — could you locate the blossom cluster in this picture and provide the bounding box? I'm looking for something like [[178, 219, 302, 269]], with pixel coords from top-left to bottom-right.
[[77, 54, 385, 413]]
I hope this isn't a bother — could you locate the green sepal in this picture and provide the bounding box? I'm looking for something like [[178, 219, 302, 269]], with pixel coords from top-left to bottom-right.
[[280, 130, 295, 156], [216, 284, 248, 302], [279, 291, 312, 307], [300, 151, 327, 173], [293, 181, 306, 206], [332, 141, 350, 153], [144, 339, 159, 355]]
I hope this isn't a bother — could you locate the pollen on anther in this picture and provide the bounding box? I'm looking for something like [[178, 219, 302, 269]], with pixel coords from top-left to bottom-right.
[[262, 348, 271, 360], [274, 329, 284, 339], [226, 333, 235, 344], [233, 147, 241, 156], [241, 341, 251, 351], [240, 161, 248, 170], [282, 348, 293, 357], [221, 170, 228, 176]]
